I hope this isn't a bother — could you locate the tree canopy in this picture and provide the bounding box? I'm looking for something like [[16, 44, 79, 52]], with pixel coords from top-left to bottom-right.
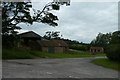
[[1, 1, 70, 48], [43, 31, 61, 40], [1, 1, 68, 35], [90, 31, 120, 47]]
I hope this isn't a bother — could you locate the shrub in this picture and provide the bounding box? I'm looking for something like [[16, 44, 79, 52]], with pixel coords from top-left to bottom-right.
[[105, 44, 120, 61]]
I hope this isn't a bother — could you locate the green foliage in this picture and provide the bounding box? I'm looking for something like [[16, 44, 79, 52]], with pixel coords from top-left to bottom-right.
[[110, 31, 120, 44], [43, 31, 61, 40], [105, 44, 120, 61], [59, 38, 90, 50], [52, 4, 60, 10], [2, 2, 32, 34], [91, 31, 120, 47], [2, 1, 66, 35], [69, 44, 87, 51], [90, 32, 112, 47], [2, 34, 20, 48], [2, 1, 67, 47], [91, 31, 120, 61], [91, 58, 120, 71], [105, 31, 120, 61]]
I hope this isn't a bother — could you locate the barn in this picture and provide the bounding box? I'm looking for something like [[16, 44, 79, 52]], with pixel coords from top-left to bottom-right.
[[37, 40, 68, 53], [18, 31, 68, 53]]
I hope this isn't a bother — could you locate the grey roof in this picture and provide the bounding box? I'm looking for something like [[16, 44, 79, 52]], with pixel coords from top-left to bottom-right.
[[19, 31, 68, 47], [37, 40, 68, 47], [19, 31, 42, 38]]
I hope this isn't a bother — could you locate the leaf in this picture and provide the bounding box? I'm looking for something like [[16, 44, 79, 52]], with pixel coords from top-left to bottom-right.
[[52, 4, 60, 10]]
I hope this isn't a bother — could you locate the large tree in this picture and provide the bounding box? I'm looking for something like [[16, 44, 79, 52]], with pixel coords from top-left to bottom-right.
[[1, 1, 70, 47], [90, 31, 120, 47], [1, 1, 69, 35], [110, 31, 120, 44], [105, 31, 120, 61], [90, 32, 112, 47]]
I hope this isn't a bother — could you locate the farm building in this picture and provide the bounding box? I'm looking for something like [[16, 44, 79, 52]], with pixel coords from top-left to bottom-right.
[[37, 40, 68, 53], [18, 31, 42, 49], [90, 47, 104, 53], [18, 31, 68, 53]]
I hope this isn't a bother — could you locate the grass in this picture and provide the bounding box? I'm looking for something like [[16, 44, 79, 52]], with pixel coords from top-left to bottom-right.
[[2, 48, 33, 59], [2, 48, 106, 59], [67, 49, 106, 57], [91, 58, 120, 71], [26, 49, 106, 58]]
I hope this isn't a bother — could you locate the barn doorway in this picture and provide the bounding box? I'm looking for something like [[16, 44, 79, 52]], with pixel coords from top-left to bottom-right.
[[48, 47, 54, 53]]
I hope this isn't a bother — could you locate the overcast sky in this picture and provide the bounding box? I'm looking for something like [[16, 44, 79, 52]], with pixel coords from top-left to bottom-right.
[[18, 0, 118, 43]]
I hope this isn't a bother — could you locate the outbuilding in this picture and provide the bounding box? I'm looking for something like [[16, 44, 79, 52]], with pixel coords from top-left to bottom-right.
[[90, 47, 104, 53], [19, 31, 68, 53]]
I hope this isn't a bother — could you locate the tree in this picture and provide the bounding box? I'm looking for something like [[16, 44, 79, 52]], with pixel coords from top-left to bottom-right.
[[105, 31, 120, 61], [43, 31, 61, 40], [90, 32, 112, 47], [110, 31, 120, 44], [1, 1, 69, 35], [1, 1, 70, 47], [90, 31, 120, 61], [2, 2, 33, 35]]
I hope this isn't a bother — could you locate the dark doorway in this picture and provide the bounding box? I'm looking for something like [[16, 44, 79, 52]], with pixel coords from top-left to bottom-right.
[[48, 47, 54, 53]]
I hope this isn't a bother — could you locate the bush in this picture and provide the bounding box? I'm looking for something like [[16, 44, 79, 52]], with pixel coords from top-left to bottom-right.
[[105, 44, 120, 61]]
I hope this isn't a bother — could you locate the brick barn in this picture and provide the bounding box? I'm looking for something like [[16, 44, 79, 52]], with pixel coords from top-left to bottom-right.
[[18, 31, 68, 53], [37, 40, 68, 53]]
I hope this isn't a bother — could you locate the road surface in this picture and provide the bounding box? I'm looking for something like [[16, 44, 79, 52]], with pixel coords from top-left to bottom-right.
[[2, 58, 119, 78]]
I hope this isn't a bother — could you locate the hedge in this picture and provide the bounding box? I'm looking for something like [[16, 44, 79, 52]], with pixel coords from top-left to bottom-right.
[[105, 44, 120, 61]]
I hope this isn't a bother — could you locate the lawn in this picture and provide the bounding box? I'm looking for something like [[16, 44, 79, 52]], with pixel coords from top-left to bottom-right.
[[2, 48, 106, 59], [91, 58, 120, 71]]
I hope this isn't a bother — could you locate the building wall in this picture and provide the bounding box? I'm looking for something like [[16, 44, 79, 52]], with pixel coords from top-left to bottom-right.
[[54, 47, 64, 53], [90, 48, 104, 53], [42, 47, 48, 52], [41, 46, 67, 53]]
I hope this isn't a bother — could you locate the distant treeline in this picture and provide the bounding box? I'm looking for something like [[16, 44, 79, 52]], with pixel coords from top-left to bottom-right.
[[58, 38, 90, 51]]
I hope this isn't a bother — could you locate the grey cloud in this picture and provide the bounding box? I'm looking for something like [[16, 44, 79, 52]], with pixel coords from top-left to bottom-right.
[[18, 2, 118, 43]]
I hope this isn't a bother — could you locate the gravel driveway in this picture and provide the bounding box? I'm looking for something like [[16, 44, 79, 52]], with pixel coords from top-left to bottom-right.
[[2, 58, 119, 78]]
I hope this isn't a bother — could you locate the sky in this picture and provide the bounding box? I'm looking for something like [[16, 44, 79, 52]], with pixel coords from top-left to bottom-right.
[[17, 0, 118, 43]]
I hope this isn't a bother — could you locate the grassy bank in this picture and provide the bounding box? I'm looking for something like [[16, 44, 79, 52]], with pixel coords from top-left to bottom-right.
[[91, 58, 120, 71], [2, 48, 106, 59], [2, 48, 33, 59]]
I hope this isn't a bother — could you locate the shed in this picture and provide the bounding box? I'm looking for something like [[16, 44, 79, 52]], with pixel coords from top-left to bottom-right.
[[90, 47, 104, 53]]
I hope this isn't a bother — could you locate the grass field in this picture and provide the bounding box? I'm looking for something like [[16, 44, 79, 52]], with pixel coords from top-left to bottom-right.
[[91, 58, 120, 71], [2, 48, 106, 59], [2, 48, 33, 59]]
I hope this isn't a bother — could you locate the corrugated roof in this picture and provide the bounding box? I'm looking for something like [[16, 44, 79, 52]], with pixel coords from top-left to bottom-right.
[[19, 31, 42, 38], [37, 40, 68, 47], [19, 31, 68, 47]]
